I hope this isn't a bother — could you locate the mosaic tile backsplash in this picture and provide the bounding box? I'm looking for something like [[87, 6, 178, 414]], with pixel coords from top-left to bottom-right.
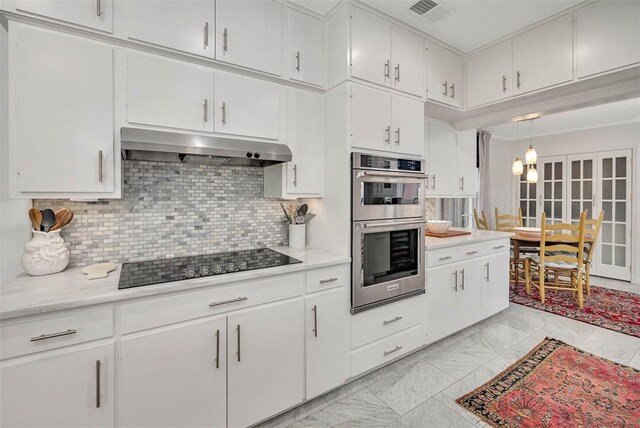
[[34, 161, 288, 267]]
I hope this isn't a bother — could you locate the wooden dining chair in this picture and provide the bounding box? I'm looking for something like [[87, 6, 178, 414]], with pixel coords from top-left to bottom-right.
[[495, 207, 523, 232], [524, 211, 587, 308], [473, 209, 490, 230], [582, 210, 604, 296]]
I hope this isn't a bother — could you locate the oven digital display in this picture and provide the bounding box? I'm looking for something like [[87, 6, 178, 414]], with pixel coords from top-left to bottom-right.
[[397, 159, 421, 171], [360, 155, 421, 172], [361, 155, 391, 169]]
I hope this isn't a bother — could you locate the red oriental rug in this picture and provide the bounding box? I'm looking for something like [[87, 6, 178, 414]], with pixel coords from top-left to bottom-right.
[[457, 338, 640, 427], [510, 282, 640, 338]]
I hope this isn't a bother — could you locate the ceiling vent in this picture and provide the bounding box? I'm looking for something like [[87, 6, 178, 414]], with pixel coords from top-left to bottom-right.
[[409, 0, 438, 15]]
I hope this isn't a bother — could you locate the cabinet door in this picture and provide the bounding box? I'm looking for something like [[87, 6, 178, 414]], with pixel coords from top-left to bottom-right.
[[513, 14, 573, 94], [391, 25, 425, 97], [576, 0, 640, 78], [426, 264, 458, 343], [466, 39, 512, 107], [350, 6, 391, 87], [126, 0, 214, 58], [391, 95, 424, 157], [426, 121, 456, 196], [287, 89, 323, 195], [350, 84, 392, 152], [305, 288, 349, 399], [119, 317, 226, 428], [481, 252, 510, 319], [1, 343, 114, 427], [214, 72, 281, 140], [215, 0, 282, 76], [227, 298, 305, 428], [288, 8, 324, 87], [455, 258, 483, 330], [16, 0, 112, 32], [127, 52, 214, 132], [455, 130, 477, 197], [10, 23, 114, 194], [426, 42, 463, 107]]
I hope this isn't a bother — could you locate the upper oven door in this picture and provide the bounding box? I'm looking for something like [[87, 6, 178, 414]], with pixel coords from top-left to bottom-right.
[[352, 170, 426, 221]]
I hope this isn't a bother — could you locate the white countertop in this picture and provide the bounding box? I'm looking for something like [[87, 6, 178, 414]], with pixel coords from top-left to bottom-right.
[[0, 247, 350, 321], [426, 228, 513, 250]]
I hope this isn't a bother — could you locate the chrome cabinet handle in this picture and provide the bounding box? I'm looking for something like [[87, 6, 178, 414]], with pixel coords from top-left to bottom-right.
[[450, 83, 455, 99], [319, 277, 338, 284], [459, 177, 464, 190], [203, 99, 208, 123], [502, 75, 507, 92], [493, 245, 505, 249], [438, 256, 452, 261], [442, 80, 448, 96], [236, 324, 241, 362], [453, 270, 458, 292], [517, 70, 521, 88], [384, 60, 390, 79], [466, 250, 478, 255], [95, 360, 101, 408], [431, 174, 436, 190], [384, 126, 391, 145], [96, 0, 101, 16], [460, 268, 465, 290], [383, 316, 403, 325], [312, 305, 318, 337], [209, 296, 247, 307], [204, 22, 209, 48], [223, 28, 228, 53], [221, 102, 227, 125], [98, 150, 103, 183], [394, 128, 400, 145], [30, 329, 77, 342], [485, 262, 490, 282], [295, 51, 301, 72], [384, 345, 403, 356], [394, 64, 400, 82], [293, 164, 298, 186], [214, 329, 220, 369]]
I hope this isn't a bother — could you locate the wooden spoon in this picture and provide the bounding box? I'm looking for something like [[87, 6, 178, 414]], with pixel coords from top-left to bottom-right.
[[50, 209, 74, 231], [28, 208, 42, 231]]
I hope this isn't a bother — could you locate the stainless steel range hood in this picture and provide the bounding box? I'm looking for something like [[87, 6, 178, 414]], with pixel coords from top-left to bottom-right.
[[120, 127, 292, 167]]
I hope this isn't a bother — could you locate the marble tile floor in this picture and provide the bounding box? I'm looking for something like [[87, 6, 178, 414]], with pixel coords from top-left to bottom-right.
[[257, 278, 639, 428]]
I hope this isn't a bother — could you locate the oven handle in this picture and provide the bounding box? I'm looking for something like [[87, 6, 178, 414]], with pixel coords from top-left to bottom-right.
[[355, 170, 427, 180], [361, 220, 426, 228]]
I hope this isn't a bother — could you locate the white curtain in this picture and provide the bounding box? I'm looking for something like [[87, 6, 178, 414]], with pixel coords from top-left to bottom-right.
[[477, 131, 492, 227]]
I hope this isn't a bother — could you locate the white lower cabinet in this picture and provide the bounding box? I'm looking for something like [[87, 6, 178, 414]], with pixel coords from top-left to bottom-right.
[[481, 251, 510, 319], [305, 288, 349, 399], [1, 343, 115, 428], [119, 317, 227, 428], [228, 298, 305, 428]]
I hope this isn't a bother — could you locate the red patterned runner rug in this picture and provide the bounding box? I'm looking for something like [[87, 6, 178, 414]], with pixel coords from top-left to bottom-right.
[[457, 337, 640, 427], [510, 282, 640, 338]]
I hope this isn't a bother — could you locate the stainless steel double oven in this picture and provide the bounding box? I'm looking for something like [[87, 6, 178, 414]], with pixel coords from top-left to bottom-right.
[[351, 152, 426, 313]]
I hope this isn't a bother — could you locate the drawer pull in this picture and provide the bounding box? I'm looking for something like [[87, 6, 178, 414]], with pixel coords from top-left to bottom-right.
[[319, 277, 338, 284], [209, 296, 247, 307], [493, 245, 505, 249], [466, 251, 478, 255], [383, 316, 403, 325], [438, 256, 452, 261], [384, 345, 403, 356], [30, 329, 77, 342]]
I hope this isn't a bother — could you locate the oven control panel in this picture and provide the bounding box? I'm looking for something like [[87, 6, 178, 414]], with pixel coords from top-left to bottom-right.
[[354, 153, 424, 174]]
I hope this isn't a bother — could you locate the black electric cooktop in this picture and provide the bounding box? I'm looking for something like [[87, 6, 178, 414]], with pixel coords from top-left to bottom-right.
[[118, 248, 302, 289]]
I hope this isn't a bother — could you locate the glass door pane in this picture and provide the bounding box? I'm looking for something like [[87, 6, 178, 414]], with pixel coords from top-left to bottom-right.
[[538, 156, 566, 224], [567, 155, 595, 225], [519, 166, 537, 226]]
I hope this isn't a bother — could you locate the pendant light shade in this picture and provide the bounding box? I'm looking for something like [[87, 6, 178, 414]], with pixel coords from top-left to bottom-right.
[[512, 157, 524, 176], [525, 144, 537, 165], [527, 165, 538, 183]]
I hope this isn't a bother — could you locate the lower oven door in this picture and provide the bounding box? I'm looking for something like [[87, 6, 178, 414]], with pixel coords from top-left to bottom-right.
[[352, 219, 425, 312]]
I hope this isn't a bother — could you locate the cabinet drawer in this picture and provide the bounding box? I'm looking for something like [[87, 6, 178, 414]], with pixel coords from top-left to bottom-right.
[[426, 246, 461, 267], [306, 265, 349, 294], [351, 325, 425, 377], [120, 274, 304, 334], [351, 295, 425, 349], [0, 307, 113, 360]]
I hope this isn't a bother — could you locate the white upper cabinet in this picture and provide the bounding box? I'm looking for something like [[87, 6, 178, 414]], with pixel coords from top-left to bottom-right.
[[513, 14, 573, 94], [350, 84, 392, 152], [576, 0, 640, 78], [425, 120, 456, 196], [126, 0, 215, 58], [455, 129, 477, 197], [466, 39, 512, 108], [425, 41, 464, 108], [391, 95, 425, 157], [214, 72, 281, 140], [15, 0, 113, 32], [288, 8, 324, 87], [350, 6, 392, 88], [9, 23, 115, 195], [390, 25, 425, 97], [215, 0, 282, 76], [127, 52, 214, 132]]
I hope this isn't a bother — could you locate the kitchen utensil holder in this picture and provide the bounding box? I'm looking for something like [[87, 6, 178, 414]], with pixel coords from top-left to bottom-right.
[[21, 230, 70, 276], [289, 224, 306, 249]]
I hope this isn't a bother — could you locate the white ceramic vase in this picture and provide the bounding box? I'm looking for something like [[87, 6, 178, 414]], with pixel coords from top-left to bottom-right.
[[288, 224, 306, 249], [21, 230, 70, 276]]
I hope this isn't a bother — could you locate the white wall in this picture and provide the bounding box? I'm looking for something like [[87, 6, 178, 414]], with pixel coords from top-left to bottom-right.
[[0, 20, 30, 284], [488, 122, 640, 283]]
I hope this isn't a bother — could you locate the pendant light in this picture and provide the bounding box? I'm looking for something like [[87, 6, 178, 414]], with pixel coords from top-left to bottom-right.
[[512, 121, 524, 176], [527, 164, 538, 183], [525, 119, 538, 165]]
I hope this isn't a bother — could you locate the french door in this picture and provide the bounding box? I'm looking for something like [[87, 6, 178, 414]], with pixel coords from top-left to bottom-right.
[[533, 150, 632, 280]]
